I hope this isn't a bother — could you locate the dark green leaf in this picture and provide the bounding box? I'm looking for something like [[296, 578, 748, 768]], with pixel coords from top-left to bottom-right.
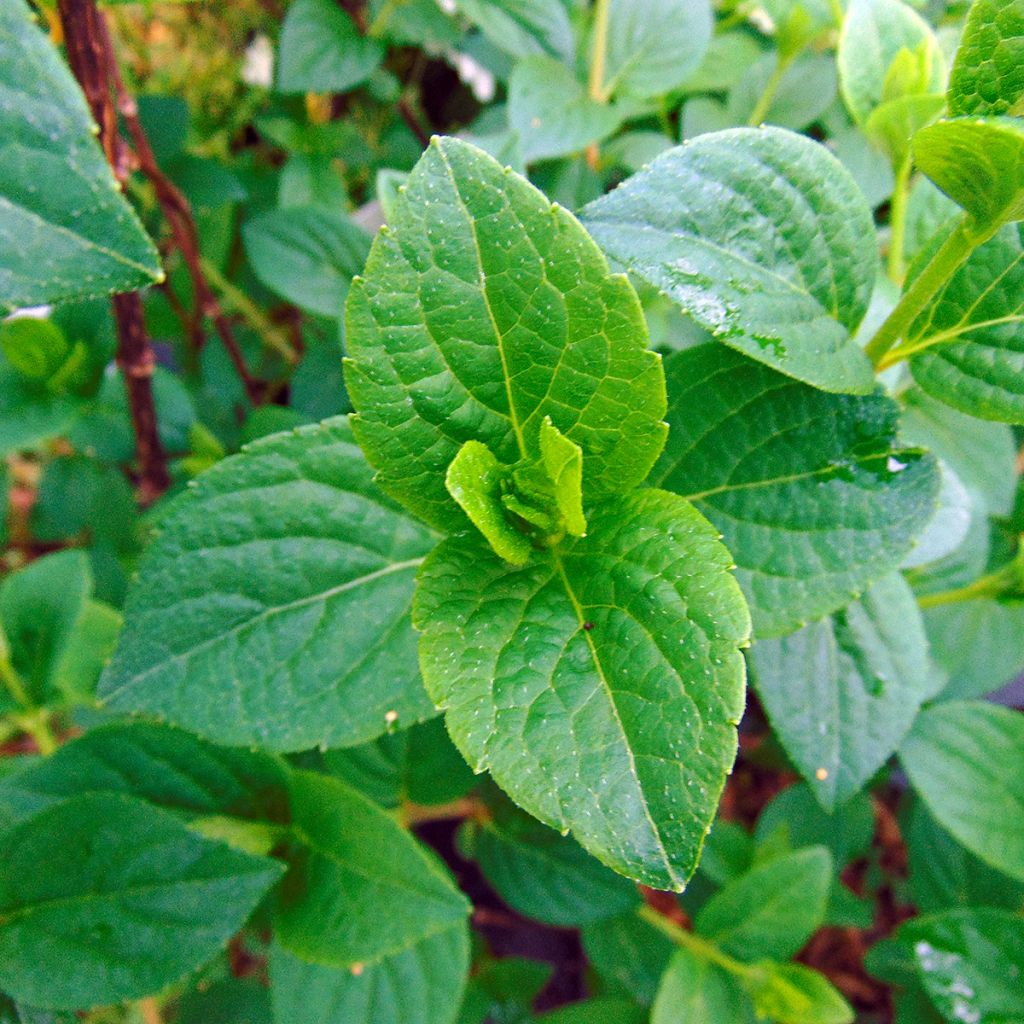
[[581, 913, 674, 1007], [582, 128, 878, 394]]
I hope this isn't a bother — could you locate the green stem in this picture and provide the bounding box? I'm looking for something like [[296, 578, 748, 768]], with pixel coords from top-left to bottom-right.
[[747, 55, 790, 126], [0, 654, 32, 709], [637, 905, 755, 979], [887, 158, 911, 285], [877, 312, 1024, 371], [588, 0, 612, 103], [10, 710, 58, 756], [864, 217, 984, 367], [917, 549, 1024, 609]]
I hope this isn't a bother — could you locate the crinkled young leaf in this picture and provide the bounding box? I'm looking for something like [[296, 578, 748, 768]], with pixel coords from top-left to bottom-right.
[[0, 721, 290, 830], [913, 117, 1024, 232], [100, 418, 437, 752], [603, 0, 713, 100], [695, 847, 832, 961], [274, 772, 469, 967], [907, 222, 1024, 422], [269, 923, 469, 1024], [948, 0, 1024, 117], [0, 0, 161, 312], [895, 909, 1024, 1023], [346, 137, 667, 533], [0, 793, 284, 1010], [751, 574, 939, 810], [582, 128, 877, 394], [276, 0, 383, 94], [651, 948, 754, 1024], [900, 701, 1024, 881], [837, 0, 945, 124], [651, 345, 940, 638], [415, 488, 750, 890]]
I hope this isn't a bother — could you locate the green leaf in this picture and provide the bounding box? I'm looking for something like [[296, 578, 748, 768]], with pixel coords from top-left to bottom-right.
[[751, 573, 938, 809], [466, 801, 639, 926], [695, 847, 832, 961], [0, 793, 283, 1010], [651, 345, 940, 638], [896, 908, 1024, 1024], [0, 0, 161, 312], [742, 962, 854, 1024], [415, 487, 750, 890], [907, 223, 1024, 423], [454, 0, 575, 62], [0, 318, 67, 380], [864, 93, 946, 169], [582, 128, 878, 394], [174, 978, 272, 1024], [0, 721, 289, 830], [913, 117, 1024, 233], [274, 771, 469, 966], [900, 700, 1024, 881], [346, 136, 667, 534], [508, 56, 623, 164], [0, 353, 80, 457], [602, 0, 713, 100], [651, 947, 753, 1024], [99, 418, 438, 753], [243, 207, 371, 318], [727, 53, 838, 132], [276, 0, 384, 94], [948, 0, 1024, 117], [906, 801, 1024, 913], [837, 0, 946, 124], [0, 550, 90, 707], [581, 913, 674, 1006], [269, 923, 469, 1024]]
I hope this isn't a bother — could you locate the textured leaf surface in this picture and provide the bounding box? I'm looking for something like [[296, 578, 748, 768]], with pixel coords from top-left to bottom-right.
[[100, 418, 437, 752], [346, 136, 666, 533], [276, 0, 383, 94], [0, 794, 283, 1009], [270, 924, 469, 1024], [604, 0, 713, 99], [415, 488, 750, 889], [583, 128, 877, 394], [896, 909, 1024, 1023], [0, 0, 161, 311], [900, 701, 1024, 881], [908, 223, 1024, 422], [652, 346, 940, 637], [0, 721, 289, 830], [948, 0, 1024, 117], [913, 117, 1024, 231], [275, 772, 469, 966], [695, 847, 832, 961], [751, 574, 938, 809], [838, 0, 945, 124]]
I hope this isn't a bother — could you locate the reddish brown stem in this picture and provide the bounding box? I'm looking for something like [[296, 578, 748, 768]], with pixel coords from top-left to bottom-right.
[[57, 0, 170, 503]]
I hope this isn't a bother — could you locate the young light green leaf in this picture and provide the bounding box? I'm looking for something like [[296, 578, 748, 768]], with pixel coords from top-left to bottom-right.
[[415, 488, 750, 890], [948, 0, 1024, 117], [538, 417, 586, 538], [466, 802, 639, 927], [509, 57, 623, 164], [455, 0, 575, 63], [751, 574, 939, 810], [602, 0, 713, 100], [276, 0, 383, 94], [913, 117, 1024, 233], [0, 721, 289, 831], [242, 207, 371, 318], [345, 136, 667, 533], [742, 962, 854, 1024], [651, 948, 754, 1024], [895, 908, 1024, 1023], [900, 700, 1024, 881], [906, 223, 1024, 422], [274, 771, 469, 966], [864, 93, 946, 169], [838, 0, 946, 124], [100, 418, 438, 753], [695, 847, 833, 961], [0, 0, 161, 312], [582, 128, 878, 394], [270, 924, 469, 1024], [0, 793, 284, 1010], [652, 345, 940, 638]]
